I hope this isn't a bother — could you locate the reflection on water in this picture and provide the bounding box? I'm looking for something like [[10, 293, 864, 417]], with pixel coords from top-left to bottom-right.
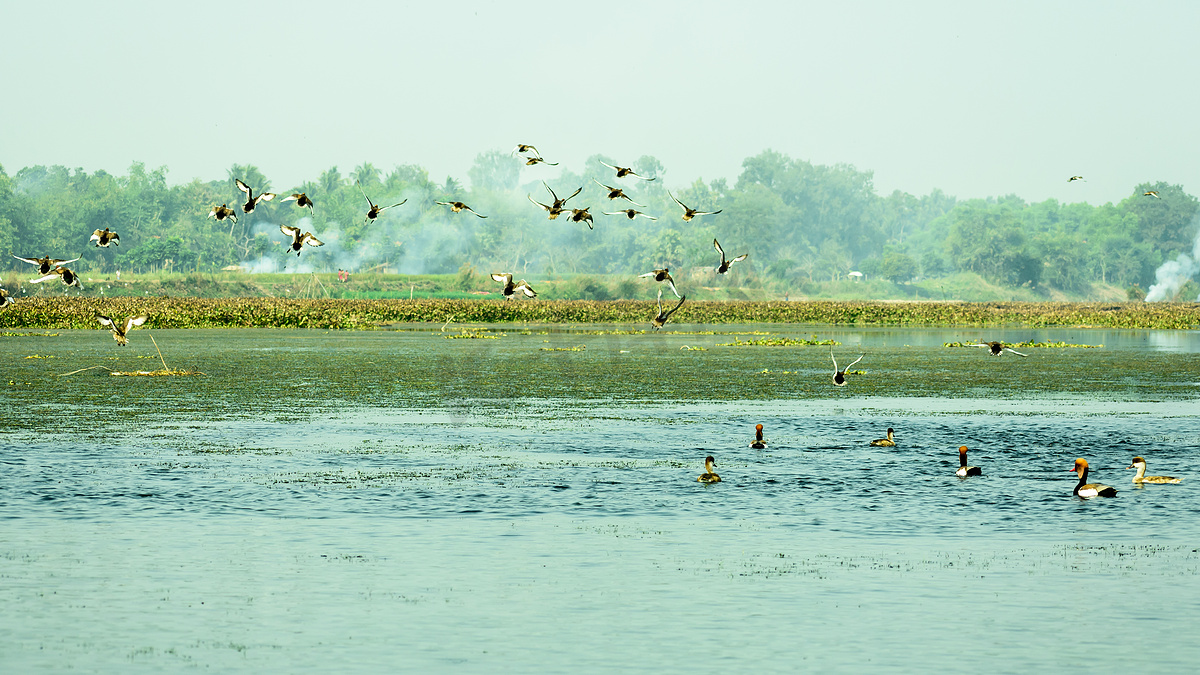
[[2, 327, 1199, 672]]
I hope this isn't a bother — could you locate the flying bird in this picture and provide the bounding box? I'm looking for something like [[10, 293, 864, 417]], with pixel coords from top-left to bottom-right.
[[0, 286, 14, 308], [543, 181, 582, 210], [528, 194, 566, 219], [830, 347, 864, 386], [359, 181, 407, 224], [13, 255, 81, 276], [208, 204, 238, 225], [599, 160, 655, 181], [236, 179, 276, 214], [524, 156, 558, 166], [30, 265, 82, 289], [281, 192, 315, 215], [491, 273, 537, 299], [512, 144, 541, 157], [567, 207, 594, 229], [968, 341, 1028, 357], [670, 191, 722, 221], [713, 239, 748, 274], [1068, 176, 1085, 182], [592, 178, 644, 206], [638, 268, 681, 298], [90, 228, 120, 247], [95, 314, 148, 346], [436, 201, 487, 218], [603, 208, 657, 221], [652, 288, 686, 329], [1144, 190, 1161, 199], [280, 225, 324, 256]]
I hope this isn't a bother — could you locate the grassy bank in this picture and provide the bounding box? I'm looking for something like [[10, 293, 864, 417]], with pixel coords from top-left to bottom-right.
[[2, 297, 1198, 330]]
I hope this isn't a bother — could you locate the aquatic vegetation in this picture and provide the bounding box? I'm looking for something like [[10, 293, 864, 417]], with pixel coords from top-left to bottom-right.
[[442, 328, 503, 339], [2, 331, 59, 337], [110, 369, 205, 377], [717, 335, 840, 347], [540, 345, 586, 351], [943, 340, 1103, 348]]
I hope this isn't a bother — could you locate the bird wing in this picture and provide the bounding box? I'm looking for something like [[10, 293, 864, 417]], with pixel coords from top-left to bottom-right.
[[666, 278, 681, 299], [618, 195, 645, 206], [300, 233, 324, 247], [528, 194, 552, 211], [693, 209, 722, 216], [664, 294, 686, 318], [592, 178, 615, 191], [123, 315, 149, 332], [603, 211, 630, 216], [670, 191, 688, 210], [656, 287, 663, 314], [637, 271, 656, 278], [89, 230, 102, 243], [280, 224, 301, 237], [256, 192, 276, 204], [29, 273, 58, 284], [383, 199, 408, 210], [236, 179, 251, 195], [464, 206, 487, 218], [635, 211, 657, 220], [281, 194, 299, 203], [1003, 347, 1029, 357], [208, 205, 221, 216], [713, 239, 724, 257], [562, 186, 582, 203], [358, 182, 375, 208], [830, 347, 839, 372], [599, 160, 620, 172], [731, 253, 749, 263], [13, 255, 39, 265], [491, 273, 512, 284], [95, 314, 115, 329], [515, 281, 537, 298], [435, 201, 453, 207], [632, 171, 655, 181], [845, 354, 865, 369]]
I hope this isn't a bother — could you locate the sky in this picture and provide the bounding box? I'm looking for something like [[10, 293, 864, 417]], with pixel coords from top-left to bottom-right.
[[2, 0, 1197, 205]]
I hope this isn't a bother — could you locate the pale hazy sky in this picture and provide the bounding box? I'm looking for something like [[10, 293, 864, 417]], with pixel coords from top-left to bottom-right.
[[3, 0, 1197, 205]]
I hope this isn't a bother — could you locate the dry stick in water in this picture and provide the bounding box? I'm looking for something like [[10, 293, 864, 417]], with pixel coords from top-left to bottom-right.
[[149, 332, 170, 372], [57, 365, 111, 377]]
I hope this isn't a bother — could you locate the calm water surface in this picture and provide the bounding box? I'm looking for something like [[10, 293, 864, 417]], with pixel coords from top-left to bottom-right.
[[2, 325, 1199, 672]]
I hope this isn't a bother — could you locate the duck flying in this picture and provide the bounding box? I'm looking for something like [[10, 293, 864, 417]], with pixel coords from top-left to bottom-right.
[[30, 265, 83, 289], [280, 225, 325, 256], [603, 208, 657, 221], [90, 228, 120, 248], [670, 191, 722, 221], [638, 268, 681, 298], [543, 181, 582, 210], [359, 182, 407, 224], [491, 273, 537, 299], [96, 314, 148, 346], [652, 288, 686, 329], [599, 160, 654, 181], [830, 347, 864, 386], [567, 207, 594, 229], [524, 156, 558, 166], [436, 201, 487, 218], [207, 204, 239, 225], [968, 341, 1028, 357], [1144, 190, 1161, 199], [0, 287, 14, 308], [713, 239, 748, 274], [235, 179, 276, 214], [592, 178, 644, 206], [13, 255, 82, 276], [1068, 176, 1085, 182], [528, 194, 566, 219], [281, 193, 315, 215], [512, 144, 540, 157]]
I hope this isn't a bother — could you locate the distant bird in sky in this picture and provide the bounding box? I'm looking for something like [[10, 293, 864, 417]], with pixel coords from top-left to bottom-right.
[[567, 207, 594, 229], [592, 178, 644, 206], [1144, 190, 1161, 199], [491, 273, 537, 299], [1068, 175, 1085, 182], [208, 203, 238, 225], [281, 192, 315, 215], [670, 191, 722, 221], [95, 314, 148, 346], [280, 225, 324, 256], [524, 156, 558, 166], [30, 265, 82, 289], [13, 255, 81, 276], [639, 267, 680, 298], [528, 194, 566, 219], [968, 341, 1028, 357], [830, 347, 864, 386], [512, 144, 540, 157], [543, 181, 582, 210], [235, 179, 275, 214], [713, 239, 748, 274], [603, 208, 657, 221], [652, 288, 686, 329], [436, 200, 487, 218], [90, 228, 120, 248], [359, 181, 407, 224], [599, 160, 655, 181]]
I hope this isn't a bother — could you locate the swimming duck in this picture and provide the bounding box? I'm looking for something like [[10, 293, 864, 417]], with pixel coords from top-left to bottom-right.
[[30, 265, 83, 289], [750, 424, 767, 449], [524, 156, 558, 166], [713, 239, 748, 274], [592, 178, 644, 206], [599, 160, 655, 181], [1068, 176, 1085, 182], [603, 208, 657, 221], [1070, 458, 1117, 498], [208, 204, 238, 226], [280, 225, 325, 256], [697, 455, 721, 483], [281, 192, 315, 215], [490, 273, 536, 299], [670, 191, 722, 221], [528, 194, 566, 219], [543, 181, 582, 210], [13, 255, 82, 276], [870, 428, 896, 447], [359, 182, 407, 224], [235, 179, 276, 213], [566, 207, 594, 229], [1144, 190, 1161, 199], [638, 268, 680, 298], [652, 288, 686, 330], [90, 228, 120, 247], [830, 347, 864, 386], [956, 446, 982, 477], [95, 314, 148, 346], [436, 201, 487, 218], [1127, 456, 1181, 484], [969, 341, 1028, 357], [512, 144, 540, 157]]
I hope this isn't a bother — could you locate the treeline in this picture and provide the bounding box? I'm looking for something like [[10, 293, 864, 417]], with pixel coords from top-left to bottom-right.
[[0, 151, 1195, 298]]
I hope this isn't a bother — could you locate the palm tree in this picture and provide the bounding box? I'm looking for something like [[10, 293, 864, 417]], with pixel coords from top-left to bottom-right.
[[351, 163, 381, 188]]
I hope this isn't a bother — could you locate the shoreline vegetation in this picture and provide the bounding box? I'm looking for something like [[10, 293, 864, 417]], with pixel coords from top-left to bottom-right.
[[2, 297, 1198, 330]]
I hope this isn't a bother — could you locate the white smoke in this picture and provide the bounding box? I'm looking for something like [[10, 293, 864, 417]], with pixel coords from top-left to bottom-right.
[[1146, 211, 1200, 301]]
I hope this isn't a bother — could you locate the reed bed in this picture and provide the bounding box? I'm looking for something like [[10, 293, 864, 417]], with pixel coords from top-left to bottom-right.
[[1, 297, 1198, 329]]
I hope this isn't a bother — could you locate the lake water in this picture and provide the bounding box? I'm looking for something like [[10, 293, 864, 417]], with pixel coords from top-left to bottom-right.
[[3, 325, 1199, 673]]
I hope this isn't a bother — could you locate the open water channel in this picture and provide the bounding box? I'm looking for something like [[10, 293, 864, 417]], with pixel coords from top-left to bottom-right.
[[2, 324, 1199, 672]]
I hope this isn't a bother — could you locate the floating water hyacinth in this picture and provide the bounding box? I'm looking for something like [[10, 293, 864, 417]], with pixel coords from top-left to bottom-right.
[[943, 340, 1103, 349]]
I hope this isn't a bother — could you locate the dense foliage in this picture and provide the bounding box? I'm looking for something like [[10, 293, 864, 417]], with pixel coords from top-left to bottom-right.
[[1, 152, 1196, 300]]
